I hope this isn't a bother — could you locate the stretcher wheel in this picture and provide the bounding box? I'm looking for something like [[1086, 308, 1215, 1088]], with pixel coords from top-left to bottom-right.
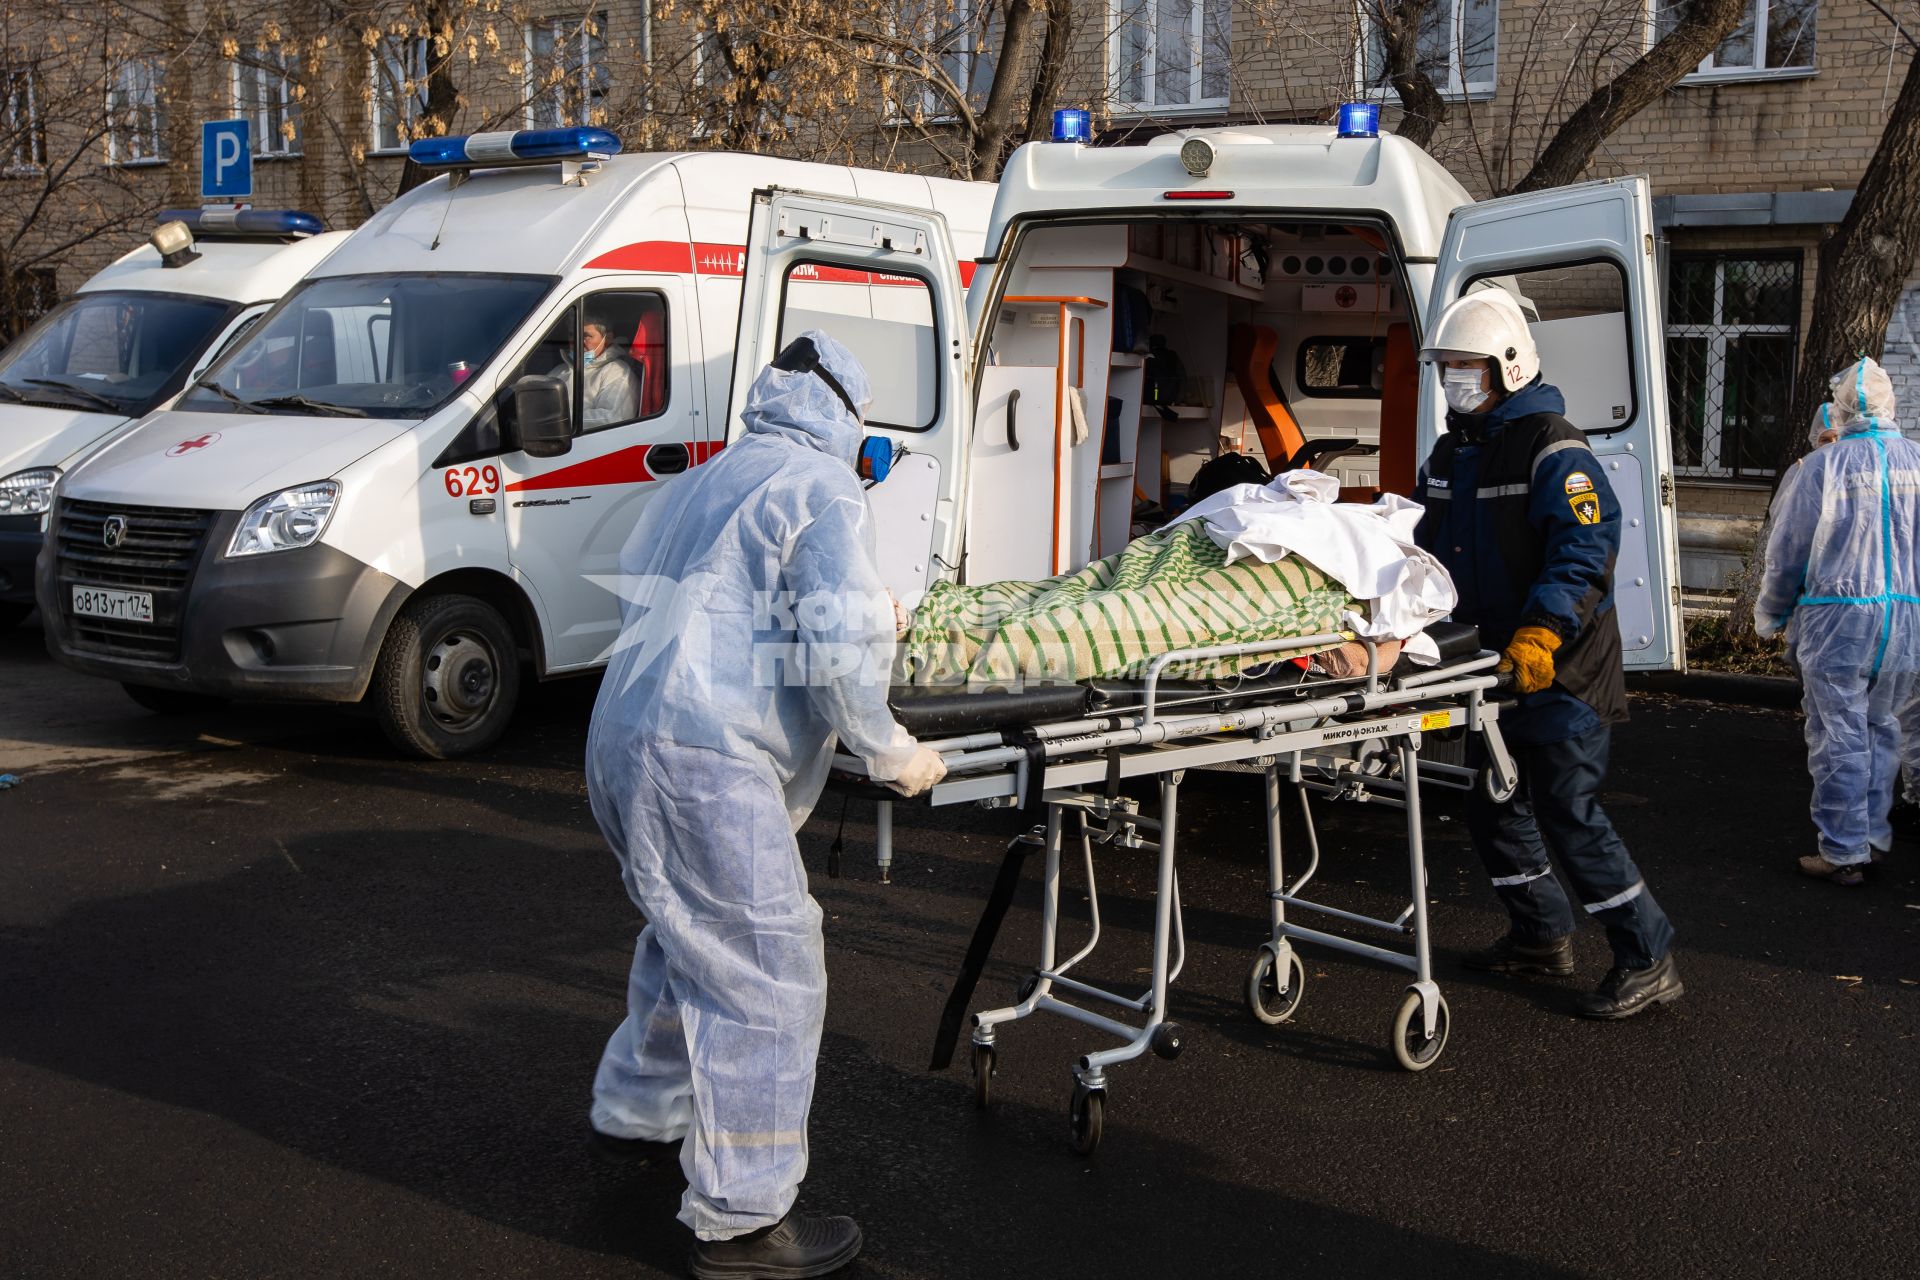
[[1069, 1083, 1105, 1156], [1150, 1022, 1185, 1060], [971, 1044, 996, 1110], [1247, 947, 1306, 1026], [1390, 990, 1451, 1072]]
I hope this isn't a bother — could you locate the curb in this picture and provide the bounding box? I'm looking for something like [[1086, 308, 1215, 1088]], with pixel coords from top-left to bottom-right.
[[1627, 669, 1801, 709]]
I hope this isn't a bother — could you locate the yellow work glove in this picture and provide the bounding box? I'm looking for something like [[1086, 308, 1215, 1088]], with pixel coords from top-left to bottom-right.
[[1498, 625, 1562, 695]]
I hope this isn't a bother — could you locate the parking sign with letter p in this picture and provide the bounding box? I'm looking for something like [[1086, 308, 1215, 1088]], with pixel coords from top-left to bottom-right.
[[201, 119, 252, 199]]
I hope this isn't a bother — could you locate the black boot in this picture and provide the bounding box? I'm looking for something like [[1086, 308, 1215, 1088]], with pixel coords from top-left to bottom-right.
[[586, 1124, 681, 1168], [1575, 953, 1684, 1020], [1462, 932, 1575, 977], [690, 1213, 863, 1279]]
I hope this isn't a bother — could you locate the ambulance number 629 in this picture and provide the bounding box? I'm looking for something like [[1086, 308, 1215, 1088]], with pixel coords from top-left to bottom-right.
[[443, 465, 501, 498]]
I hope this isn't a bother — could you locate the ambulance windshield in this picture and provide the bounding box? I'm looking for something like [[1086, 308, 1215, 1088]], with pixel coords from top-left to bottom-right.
[[0, 291, 237, 418], [182, 272, 554, 419]]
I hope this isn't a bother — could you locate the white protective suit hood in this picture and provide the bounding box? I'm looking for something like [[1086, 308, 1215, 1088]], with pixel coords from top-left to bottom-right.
[[738, 330, 874, 469], [1827, 356, 1898, 435]]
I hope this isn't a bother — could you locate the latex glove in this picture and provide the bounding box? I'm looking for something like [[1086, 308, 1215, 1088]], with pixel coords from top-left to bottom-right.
[[890, 591, 911, 639], [1499, 625, 1562, 695], [887, 746, 947, 797]]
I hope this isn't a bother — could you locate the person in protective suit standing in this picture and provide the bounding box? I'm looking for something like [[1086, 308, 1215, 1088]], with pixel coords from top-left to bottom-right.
[[1757, 357, 1920, 885], [1415, 291, 1681, 1019], [584, 331, 946, 1277]]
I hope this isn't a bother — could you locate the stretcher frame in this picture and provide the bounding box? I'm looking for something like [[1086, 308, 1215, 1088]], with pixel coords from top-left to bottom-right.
[[834, 633, 1516, 1154]]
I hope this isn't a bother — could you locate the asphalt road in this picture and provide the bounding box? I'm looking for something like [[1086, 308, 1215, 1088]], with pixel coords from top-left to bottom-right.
[[1, 615, 1915, 1279]]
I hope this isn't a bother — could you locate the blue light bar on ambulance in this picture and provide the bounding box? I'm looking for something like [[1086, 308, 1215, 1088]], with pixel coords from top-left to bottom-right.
[[1336, 102, 1381, 139], [408, 127, 623, 170], [1051, 108, 1093, 144], [155, 208, 325, 239]]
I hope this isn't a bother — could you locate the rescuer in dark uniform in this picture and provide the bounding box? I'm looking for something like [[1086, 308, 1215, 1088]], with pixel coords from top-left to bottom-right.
[[1415, 291, 1681, 1020]]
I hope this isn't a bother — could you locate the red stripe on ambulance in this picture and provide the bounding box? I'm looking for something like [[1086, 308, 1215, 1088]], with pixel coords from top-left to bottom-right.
[[504, 440, 719, 493]]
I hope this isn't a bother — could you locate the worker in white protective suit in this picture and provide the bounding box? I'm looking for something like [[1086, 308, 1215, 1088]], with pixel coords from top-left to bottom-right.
[[584, 330, 945, 1276], [1756, 357, 1920, 885], [558, 317, 642, 427]]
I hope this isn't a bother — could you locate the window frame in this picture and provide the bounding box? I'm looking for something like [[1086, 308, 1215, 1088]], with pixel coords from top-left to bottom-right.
[[231, 49, 304, 159], [499, 288, 672, 441], [1108, 0, 1233, 118], [1657, 0, 1818, 86], [773, 259, 942, 433], [3, 63, 47, 174], [524, 10, 611, 130], [370, 35, 432, 156], [1463, 257, 1640, 439], [1664, 249, 1803, 482], [107, 57, 167, 167], [1296, 333, 1388, 401], [1355, 0, 1499, 104]]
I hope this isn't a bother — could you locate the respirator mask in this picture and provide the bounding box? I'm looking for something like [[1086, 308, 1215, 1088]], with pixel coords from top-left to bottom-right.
[[1442, 367, 1492, 414], [769, 335, 899, 486]]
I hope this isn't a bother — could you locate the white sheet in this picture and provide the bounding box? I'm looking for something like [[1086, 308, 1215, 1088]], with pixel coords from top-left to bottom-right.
[[1171, 471, 1457, 663]]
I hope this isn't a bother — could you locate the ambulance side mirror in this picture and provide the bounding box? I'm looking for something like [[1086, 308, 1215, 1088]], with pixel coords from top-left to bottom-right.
[[512, 375, 574, 458]]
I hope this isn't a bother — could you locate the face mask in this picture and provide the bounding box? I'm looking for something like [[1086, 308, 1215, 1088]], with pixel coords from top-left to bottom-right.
[[582, 348, 600, 365], [1443, 367, 1491, 414]]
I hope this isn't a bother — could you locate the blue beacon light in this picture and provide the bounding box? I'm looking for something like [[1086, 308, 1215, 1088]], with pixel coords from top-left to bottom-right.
[[1051, 108, 1094, 144], [1336, 102, 1381, 139], [407, 126, 623, 169], [155, 208, 325, 238]]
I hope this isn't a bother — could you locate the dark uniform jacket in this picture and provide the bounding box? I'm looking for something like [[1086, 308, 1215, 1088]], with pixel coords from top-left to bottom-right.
[[1414, 379, 1628, 745]]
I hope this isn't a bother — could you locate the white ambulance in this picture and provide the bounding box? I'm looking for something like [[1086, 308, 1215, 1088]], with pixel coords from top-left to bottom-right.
[[724, 107, 1685, 677], [40, 129, 995, 755], [0, 209, 346, 630]]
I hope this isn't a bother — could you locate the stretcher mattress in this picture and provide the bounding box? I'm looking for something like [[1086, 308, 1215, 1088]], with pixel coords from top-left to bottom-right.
[[885, 622, 1482, 738]]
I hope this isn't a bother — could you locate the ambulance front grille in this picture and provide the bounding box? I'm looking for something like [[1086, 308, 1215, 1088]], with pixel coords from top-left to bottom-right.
[[55, 499, 215, 661]]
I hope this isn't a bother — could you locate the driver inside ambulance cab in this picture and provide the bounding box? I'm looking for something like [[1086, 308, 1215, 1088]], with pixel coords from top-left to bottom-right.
[[560, 314, 642, 428]]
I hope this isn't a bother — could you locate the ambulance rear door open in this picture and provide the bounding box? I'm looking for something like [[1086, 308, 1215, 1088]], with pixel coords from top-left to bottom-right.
[[1424, 176, 1686, 672], [725, 188, 972, 603]]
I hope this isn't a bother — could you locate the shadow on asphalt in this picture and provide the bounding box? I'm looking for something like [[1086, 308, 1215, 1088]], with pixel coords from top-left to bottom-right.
[[0, 829, 1579, 1279]]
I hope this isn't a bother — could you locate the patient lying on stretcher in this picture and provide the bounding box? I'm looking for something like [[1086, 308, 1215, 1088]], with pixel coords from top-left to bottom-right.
[[895, 470, 1454, 689]]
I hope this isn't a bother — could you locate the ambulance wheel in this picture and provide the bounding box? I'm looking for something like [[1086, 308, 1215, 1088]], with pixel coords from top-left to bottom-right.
[[1390, 990, 1450, 1072], [0, 602, 30, 630], [122, 683, 226, 716], [970, 1044, 996, 1110], [373, 593, 520, 759], [1247, 946, 1306, 1026], [1069, 1083, 1105, 1156]]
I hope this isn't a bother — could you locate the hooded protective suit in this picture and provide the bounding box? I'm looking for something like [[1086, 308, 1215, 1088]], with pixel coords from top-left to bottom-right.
[[585, 331, 921, 1238], [1756, 357, 1920, 864]]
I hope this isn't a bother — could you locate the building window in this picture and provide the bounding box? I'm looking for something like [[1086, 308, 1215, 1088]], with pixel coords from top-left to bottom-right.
[[234, 50, 304, 157], [904, 0, 998, 120], [1110, 0, 1231, 115], [1358, 0, 1497, 101], [371, 36, 431, 153], [527, 11, 610, 128], [1658, 1, 1815, 80], [3, 64, 46, 172], [108, 58, 166, 165], [1666, 252, 1802, 481]]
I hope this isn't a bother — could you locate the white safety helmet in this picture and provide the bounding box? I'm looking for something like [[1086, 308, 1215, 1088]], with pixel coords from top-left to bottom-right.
[[1419, 290, 1540, 394]]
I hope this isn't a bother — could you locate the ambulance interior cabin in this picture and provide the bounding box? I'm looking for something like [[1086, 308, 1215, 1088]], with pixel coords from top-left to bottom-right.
[[964, 215, 1631, 587]]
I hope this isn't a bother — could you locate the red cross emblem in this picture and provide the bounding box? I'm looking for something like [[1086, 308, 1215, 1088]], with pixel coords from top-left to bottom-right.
[[166, 432, 221, 457], [1335, 285, 1358, 309]]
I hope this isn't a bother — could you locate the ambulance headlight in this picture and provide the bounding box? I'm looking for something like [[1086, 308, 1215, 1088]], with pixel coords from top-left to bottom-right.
[[228, 481, 339, 557], [0, 467, 59, 517]]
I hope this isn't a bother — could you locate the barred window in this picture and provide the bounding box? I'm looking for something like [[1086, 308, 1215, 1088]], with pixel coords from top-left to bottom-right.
[[1666, 253, 1802, 481]]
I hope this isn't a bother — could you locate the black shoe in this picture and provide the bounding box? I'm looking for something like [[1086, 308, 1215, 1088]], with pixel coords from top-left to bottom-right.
[[689, 1213, 863, 1279], [586, 1124, 681, 1168], [1462, 932, 1575, 977], [1575, 953, 1684, 1020]]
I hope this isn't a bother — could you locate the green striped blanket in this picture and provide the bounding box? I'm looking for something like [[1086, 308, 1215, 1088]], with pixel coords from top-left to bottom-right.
[[897, 522, 1354, 687]]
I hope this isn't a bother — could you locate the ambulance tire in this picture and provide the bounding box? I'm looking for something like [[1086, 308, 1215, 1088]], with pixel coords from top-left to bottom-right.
[[0, 602, 30, 630], [373, 593, 521, 760], [122, 683, 227, 716]]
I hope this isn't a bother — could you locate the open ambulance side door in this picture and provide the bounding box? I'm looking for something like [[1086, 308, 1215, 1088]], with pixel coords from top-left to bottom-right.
[[726, 187, 973, 604], [1422, 177, 1686, 672]]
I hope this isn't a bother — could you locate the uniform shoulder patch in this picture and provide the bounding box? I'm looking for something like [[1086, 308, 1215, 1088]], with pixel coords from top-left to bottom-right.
[[1569, 493, 1601, 525], [1564, 471, 1594, 495]]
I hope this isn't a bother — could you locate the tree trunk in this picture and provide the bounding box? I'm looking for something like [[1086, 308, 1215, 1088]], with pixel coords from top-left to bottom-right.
[[1513, 0, 1744, 194], [1725, 45, 1920, 643], [1015, 0, 1074, 155], [397, 3, 464, 198], [970, 0, 1041, 180], [1375, 1, 1448, 150]]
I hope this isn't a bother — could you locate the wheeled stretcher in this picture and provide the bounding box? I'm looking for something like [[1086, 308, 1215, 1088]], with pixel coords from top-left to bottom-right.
[[830, 622, 1517, 1154]]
